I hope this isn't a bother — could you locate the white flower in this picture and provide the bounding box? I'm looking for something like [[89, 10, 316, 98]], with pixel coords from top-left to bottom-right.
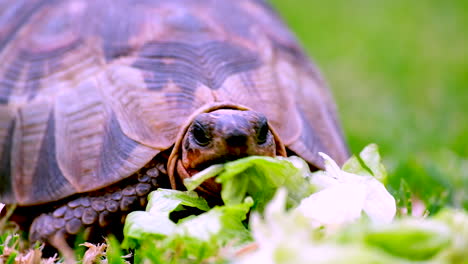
[[0, 203, 4, 214], [296, 152, 396, 228], [234, 151, 398, 264], [235, 189, 311, 264]]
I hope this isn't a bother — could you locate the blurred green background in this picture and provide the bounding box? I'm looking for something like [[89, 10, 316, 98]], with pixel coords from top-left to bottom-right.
[[271, 0, 468, 211]]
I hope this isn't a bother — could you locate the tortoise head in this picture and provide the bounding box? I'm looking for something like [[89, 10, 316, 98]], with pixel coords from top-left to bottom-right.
[[182, 109, 277, 171], [168, 105, 286, 197]]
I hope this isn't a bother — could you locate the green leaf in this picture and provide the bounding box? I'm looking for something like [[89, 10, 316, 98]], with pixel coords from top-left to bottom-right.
[[122, 211, 175, 248], [135, 235, 225, 264], [146, 189, 210, 214], [177, 197, 253, 245], [364, 219, 452, 260], [125, 155, 282, 259], [123, 188, 253, 252], [184, 165, 224, 192], [433, 209, 468, 262], [5, 251, 17, 264], [343, 144, 388, 184], [123, 189, 210, 248], [106, 236, 127, 264], [184, 156, 315, 212]]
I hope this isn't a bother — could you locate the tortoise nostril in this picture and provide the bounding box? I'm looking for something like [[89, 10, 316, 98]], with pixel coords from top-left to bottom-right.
[[225, 132, 248, 147]]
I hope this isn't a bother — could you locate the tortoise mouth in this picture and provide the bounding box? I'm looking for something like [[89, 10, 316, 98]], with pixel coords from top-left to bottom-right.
[[185, 154, 250, 176], [175, 159, 223, 202]]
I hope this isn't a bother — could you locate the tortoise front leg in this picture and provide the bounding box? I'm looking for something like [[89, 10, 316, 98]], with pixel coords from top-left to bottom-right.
[[29, 164, 166, 260], [49, 232, 76, 264]]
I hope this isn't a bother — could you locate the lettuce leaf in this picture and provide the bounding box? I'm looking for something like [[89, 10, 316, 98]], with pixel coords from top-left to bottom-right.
[[123, 155, 315, 262], [185, 156, 315, 212], [122, 189, 253, 262], [122, 189, 211, 248]]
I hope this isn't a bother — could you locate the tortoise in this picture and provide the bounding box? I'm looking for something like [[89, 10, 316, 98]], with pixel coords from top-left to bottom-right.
[[0, 0, 348, 255]]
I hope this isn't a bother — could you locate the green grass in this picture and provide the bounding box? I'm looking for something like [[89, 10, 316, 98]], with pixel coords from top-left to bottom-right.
[[271, 0, 468, 211]]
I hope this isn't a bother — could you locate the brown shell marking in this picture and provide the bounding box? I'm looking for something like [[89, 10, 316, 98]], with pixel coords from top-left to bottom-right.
[[0, 0, 348, 206], [133, 41, 261, 91], [0, 106, 15, 201]]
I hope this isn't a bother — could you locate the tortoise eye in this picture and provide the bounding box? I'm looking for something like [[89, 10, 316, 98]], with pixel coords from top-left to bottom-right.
[[257, 120, 269, 145], [192, 122, 211, 146]]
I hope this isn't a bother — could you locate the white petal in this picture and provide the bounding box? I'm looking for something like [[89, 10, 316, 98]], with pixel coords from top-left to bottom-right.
[[296, 183, 367, 227], [363, 179, 396, 223], [310, 171, 339, 190], [317, 152, 396, 224], [318, 152, 367, 183], [318, 152, 343, 180]]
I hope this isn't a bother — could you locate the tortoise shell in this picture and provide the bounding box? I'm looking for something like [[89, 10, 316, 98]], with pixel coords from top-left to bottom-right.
[[0, 0, 348, 206]]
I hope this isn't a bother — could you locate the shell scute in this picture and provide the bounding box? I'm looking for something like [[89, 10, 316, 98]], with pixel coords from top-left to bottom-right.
[[30, 112, 73, 200], [133, 41, 261, 91], [54, 78, 158, 197]]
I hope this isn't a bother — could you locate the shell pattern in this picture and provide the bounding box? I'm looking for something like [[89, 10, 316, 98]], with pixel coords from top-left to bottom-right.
[[0, 0, 348, 206]]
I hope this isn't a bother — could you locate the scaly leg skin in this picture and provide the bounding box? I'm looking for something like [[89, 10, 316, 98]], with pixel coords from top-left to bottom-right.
[[29, 162, 167, 261]]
